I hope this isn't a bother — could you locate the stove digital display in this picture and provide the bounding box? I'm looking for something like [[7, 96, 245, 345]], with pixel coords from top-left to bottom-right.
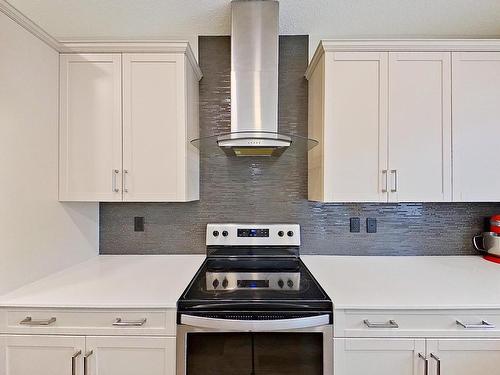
[[237, 280, 269, 288], [237, 228, 269, 237]]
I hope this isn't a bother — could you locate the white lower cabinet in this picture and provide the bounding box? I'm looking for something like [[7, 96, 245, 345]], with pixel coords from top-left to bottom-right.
[[335, 338, 500, 375], [427, 339, 500, 375], [334, 338, 426, 375], [0, 335, 176, 375], [86, 336, 175, 375], [0, 335, 85, 375]]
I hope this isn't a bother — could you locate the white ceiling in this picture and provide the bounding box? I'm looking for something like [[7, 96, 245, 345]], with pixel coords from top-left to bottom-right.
[[8, 0, 500, 59]]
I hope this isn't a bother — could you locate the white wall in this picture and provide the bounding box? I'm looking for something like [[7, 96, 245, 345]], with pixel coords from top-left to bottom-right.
[[0, 12, 98, 295]]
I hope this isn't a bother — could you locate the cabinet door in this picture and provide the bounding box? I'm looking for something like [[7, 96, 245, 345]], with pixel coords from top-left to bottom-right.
[[85, 336, 175, 375], [452, 52, 500, 202], [334, 338, 426, 375], [59, 54, 122, 201], [427, 339, 500, 375], [0, 335, 85, 375], [388, 52, 452, 202], [122, 54, 186, 202], [323, 52, 389, 202]]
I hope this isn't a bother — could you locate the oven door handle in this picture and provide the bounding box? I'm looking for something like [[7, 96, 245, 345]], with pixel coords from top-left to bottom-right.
[[180, 314, 330, 331]]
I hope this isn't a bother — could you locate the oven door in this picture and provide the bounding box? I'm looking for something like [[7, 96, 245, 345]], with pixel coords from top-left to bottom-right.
[[176, 314, 333, 375]]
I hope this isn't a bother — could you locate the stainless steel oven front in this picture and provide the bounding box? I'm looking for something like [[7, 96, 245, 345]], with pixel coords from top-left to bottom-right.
[[176, 314, 333, 375]]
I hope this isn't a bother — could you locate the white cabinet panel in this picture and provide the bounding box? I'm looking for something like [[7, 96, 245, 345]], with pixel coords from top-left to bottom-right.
[[317, 52, 389, 202], [452, 52, 500, 202], [335, 338, 426, 375], [86, 336, 175, 375], [428, 339, 500, 375], [59, 54, 122, 201], [122, 54, 189, 202], [0, 335, 85, 375], [388, 52, 452, 202]]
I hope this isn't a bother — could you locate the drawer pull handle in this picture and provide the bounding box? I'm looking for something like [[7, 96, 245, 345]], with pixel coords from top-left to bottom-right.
[[112, 317, 147, 327], [456, 320, 495, 329], [363, 319, 399, 328], [19, 316, 56, 326], [430, 353, 441, 375], [72, 350, 82, 375], [84, 350, 93, 375], [418, 353, 429, 375]]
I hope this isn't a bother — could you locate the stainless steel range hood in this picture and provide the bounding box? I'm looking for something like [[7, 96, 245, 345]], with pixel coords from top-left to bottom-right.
[[192, 0, 318, 157]]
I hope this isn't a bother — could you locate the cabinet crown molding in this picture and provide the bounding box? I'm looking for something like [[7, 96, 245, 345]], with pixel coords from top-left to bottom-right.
[[306, 39, 500, 79], [60, 40, 202, 80]]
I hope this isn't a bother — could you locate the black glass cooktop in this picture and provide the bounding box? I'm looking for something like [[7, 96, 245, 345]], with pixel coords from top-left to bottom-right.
[[177, 257, 331, 312]]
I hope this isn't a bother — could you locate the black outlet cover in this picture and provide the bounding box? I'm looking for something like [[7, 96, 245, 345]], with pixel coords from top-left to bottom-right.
[[350, 217, 361, 233], [134, 217, 145, 232], [366, 218, 377, 233]]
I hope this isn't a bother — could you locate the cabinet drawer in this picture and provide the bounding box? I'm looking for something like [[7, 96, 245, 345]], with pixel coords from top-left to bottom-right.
[[335, 309, 500, 338], [1, 308, 176, 336]]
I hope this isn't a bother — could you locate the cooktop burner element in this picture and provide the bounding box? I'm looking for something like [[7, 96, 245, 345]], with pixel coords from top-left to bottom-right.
[[177, 224, 332, 318]]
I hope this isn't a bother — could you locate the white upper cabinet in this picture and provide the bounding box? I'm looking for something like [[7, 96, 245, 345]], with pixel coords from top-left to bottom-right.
[[388, 52, 452, 202], [59, 44, 201, 202], [308, 51, 388, 202], [59, 54, 123, 201], [307, 46, 452, 203], [122, 53, 199, 202], [452, 52, 500, 202]]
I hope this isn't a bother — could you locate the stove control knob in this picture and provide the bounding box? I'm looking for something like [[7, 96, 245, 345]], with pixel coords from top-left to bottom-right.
[[213, 230, 219, 237], [212, 279, 219, 289], [222, 279, 229, 288], [287, 231, 294, 237], [278, 279, 284, 288], [287, 279, 294, 288], [278, 231, 284, 237], [222, 230, 229, 237]]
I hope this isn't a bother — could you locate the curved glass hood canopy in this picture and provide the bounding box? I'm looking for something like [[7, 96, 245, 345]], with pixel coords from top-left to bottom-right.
[[190, 0, 318, 157], [191, 131, 318, 157]]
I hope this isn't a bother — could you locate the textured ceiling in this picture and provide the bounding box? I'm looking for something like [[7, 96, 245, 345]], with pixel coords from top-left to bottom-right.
[[7, 0, 500, 58]]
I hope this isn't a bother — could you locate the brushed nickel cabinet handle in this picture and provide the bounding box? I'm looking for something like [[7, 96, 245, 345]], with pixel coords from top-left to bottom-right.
[[123, 169, 129, 193], [112, 317, 147, 327], [84, 350, 93, 375], [430, 353, 441, 375], [363, 319, 399, 328], [456, 320, 495, 329], [418, 353, 429, 375], [112, 169, 120, 192], [381, 170, 388, 193], [390, 169, 398, 192], [19, 316, 56, 326], [72, 350, 82, 375]]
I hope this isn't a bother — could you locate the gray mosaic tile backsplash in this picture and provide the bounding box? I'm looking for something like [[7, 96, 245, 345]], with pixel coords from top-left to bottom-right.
[[100, 36, 500, 256]]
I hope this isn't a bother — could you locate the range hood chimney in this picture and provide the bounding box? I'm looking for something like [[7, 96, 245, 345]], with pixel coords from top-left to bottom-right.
[[191, 0, 318, 157], [218, 0, 287, 157]]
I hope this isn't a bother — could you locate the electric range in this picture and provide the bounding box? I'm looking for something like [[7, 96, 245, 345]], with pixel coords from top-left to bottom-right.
[[176, 223, 333, 375]]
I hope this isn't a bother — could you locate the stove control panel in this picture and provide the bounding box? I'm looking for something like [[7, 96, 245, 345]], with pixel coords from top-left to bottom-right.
[[206, 272, 300, 291], [206, 223, 300, 246]]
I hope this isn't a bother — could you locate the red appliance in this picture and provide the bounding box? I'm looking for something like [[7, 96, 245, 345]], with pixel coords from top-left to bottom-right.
[[491, 215, 500, 234]]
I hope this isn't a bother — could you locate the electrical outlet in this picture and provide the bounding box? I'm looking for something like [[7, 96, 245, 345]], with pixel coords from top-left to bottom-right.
[[350, 218, 361, 233], [134, 217, 145, 232], [366, 218, 377, 233]]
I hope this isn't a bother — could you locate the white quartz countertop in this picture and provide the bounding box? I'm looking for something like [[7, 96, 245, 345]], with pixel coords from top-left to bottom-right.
[[0, 255, 205, 309], [302, 255, 500, 310], [3, 255, 499, 311]]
